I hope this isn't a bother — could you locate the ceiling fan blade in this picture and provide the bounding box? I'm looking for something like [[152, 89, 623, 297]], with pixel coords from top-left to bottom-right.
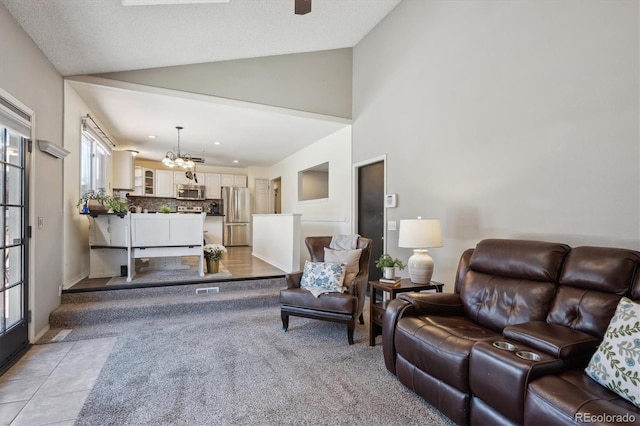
[[295, 0, 311, 15]]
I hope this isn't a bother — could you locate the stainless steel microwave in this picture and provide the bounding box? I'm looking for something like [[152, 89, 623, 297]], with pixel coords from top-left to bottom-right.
[[176, 184, 205, 200]]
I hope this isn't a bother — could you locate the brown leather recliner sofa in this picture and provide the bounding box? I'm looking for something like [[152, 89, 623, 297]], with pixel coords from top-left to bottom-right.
[[382, 239, 640, 425]]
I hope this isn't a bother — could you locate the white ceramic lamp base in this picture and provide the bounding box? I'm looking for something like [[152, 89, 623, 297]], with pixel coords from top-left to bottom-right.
[[407, 249, 434, 284]]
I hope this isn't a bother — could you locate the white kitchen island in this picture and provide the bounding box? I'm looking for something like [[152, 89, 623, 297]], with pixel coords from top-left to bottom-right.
[[87, 212, 206, 282]]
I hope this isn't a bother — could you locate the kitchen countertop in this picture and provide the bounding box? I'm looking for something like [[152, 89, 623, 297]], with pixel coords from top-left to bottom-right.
[[138, 212, 224, 216], [82, 211, 225, 216]]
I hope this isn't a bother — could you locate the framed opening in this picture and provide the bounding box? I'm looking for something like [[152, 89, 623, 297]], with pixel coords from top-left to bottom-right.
[[298, 162, 328, 202]]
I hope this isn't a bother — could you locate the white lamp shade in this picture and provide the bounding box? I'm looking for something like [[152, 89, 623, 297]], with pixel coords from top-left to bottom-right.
[[398, 218, 443, 249], [398, 218, 443, 284]]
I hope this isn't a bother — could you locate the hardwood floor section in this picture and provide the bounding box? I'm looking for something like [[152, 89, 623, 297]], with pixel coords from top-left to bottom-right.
[[220, 246, 285, 279], [66, 246, 285, 292]]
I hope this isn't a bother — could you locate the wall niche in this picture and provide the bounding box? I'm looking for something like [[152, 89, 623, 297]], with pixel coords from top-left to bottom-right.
[[298, 162, 329, 202]]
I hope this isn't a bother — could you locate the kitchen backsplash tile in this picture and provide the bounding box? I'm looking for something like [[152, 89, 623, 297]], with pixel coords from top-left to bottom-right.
[[127, 196, 222, 214]]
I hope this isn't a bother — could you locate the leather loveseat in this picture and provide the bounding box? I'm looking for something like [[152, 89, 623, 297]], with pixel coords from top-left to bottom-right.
[[382, 239, 640, 425]]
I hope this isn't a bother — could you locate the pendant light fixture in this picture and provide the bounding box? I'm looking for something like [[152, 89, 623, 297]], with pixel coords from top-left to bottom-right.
[[162, 126, 195, 169]]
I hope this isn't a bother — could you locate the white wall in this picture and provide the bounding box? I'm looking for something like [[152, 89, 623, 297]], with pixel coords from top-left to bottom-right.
[[63, 83, 89, 288], [268, 126, 353, 266], [97, 49, 353, 119], [0, 3, 64, 339], [353, 0, 639, 290], [252, 214, 301, 273]]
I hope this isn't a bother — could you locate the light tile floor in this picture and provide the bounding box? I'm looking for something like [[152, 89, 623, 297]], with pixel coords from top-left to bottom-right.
[[0, 337, 116, 426]]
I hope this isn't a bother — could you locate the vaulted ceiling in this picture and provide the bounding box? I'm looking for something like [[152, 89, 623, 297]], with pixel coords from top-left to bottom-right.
[[1, 0, 401, 167]]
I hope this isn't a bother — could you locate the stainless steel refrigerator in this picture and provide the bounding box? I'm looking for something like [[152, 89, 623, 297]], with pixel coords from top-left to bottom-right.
[[222, 186, 251, 246]]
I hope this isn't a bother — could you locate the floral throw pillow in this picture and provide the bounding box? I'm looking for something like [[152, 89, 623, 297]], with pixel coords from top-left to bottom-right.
[[300, 261, 346, 298], [585, 297, 640, 407]]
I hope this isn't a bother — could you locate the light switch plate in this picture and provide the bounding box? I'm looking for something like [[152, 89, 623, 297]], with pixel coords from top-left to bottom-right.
[[387, 220, 397, 231]]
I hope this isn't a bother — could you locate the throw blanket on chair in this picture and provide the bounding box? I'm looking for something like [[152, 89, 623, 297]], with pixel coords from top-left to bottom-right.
[[330, 234, 360, 250]]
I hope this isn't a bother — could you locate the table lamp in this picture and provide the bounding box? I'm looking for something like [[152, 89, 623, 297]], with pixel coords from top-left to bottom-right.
[[398, 217, 443, 283]]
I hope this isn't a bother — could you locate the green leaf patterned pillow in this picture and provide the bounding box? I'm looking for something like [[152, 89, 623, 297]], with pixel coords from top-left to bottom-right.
[[585, 297, 640, 408], [300, 261, 346, 298]]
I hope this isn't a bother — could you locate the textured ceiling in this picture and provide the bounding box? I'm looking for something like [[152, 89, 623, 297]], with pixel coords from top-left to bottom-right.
[[1, 0, 401, 76], [1, 0, 401, 168]]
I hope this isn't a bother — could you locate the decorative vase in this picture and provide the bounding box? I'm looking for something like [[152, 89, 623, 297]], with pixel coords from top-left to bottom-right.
[[407, 249, 434, 284], [383, 266, 395, 280], [206, 258, 219, 274]]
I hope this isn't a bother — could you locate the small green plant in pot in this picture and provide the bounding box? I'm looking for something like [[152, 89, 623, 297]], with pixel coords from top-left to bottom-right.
[[106, 197, 129, 214], [375, 254, 405, 280]]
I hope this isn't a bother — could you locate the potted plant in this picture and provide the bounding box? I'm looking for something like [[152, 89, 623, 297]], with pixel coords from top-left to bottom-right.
[[159, 205, 172, 213], [375, 254, 405, 280], [106, 197, 129, 215], [203, 243, 227, 274], [76, 189, 109, 214]]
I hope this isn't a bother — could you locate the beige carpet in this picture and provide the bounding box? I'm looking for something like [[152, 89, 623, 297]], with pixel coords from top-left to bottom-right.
[[107, 256, 231, 285]]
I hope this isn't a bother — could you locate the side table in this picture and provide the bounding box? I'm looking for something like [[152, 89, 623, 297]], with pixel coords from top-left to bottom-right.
[[369, 279, 444, 346]]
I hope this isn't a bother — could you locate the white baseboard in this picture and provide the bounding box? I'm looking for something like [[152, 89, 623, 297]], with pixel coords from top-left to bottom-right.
[[32, 324, 50, 343], [251, 251, 293, 273]]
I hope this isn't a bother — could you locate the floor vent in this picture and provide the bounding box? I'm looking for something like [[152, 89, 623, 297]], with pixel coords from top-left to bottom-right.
[[196, 287, 220, 295], [51, 329, 73, 342]]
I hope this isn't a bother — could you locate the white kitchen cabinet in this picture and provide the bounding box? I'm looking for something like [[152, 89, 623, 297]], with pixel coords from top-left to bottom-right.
[[221, 173, 247, 188], [132, 166, 144, 196], [143, 168, 155, 196], [112, 151, 135, 190], [174, 170, 192, 187], [221, 174, 234, 187], [233, 175, 247, 187], [130, 213, 204, 247], [155, 170, 174, 198], [205, 173, 221, 199], [88, 215, 130, 247]]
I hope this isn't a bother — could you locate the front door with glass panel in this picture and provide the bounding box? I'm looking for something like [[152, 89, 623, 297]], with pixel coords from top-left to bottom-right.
[[0, 124, 29, 372]]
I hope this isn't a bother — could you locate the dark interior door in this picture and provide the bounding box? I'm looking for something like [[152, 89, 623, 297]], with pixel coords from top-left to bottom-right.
[[357, 161, 384, 281]]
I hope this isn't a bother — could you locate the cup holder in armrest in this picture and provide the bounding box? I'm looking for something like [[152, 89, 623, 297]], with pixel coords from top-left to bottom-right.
[[492, 341, 516, 351], [515, 350, 541, 361]]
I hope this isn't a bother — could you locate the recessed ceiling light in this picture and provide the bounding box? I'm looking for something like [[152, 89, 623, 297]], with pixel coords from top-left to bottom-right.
[[213, 141, 221, 145], [233, 160, 239, 163], [148, 135, 156, 139]]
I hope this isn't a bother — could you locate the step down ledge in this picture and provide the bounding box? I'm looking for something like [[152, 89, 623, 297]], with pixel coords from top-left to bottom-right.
[[50, 290, 280, 327]]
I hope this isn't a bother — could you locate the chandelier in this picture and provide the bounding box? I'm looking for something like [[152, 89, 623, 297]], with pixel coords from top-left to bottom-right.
[[162, 126, 195, 169]]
